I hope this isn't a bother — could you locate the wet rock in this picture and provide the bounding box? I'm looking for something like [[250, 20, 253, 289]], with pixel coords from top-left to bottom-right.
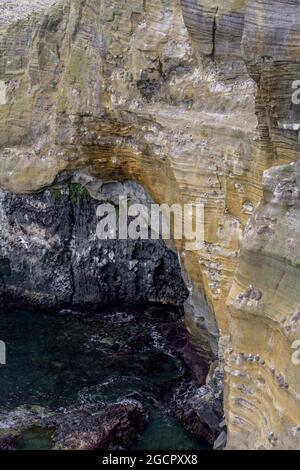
[[172, 363, 224, 446], [45, 400, 148, 450], [164, 322, 209, 385], [0, 400, 148, 451], [0, 434, 16, 450]]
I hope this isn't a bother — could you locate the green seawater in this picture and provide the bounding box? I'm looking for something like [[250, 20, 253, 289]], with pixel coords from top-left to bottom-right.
[[15, 427, 54, 451], [0, 306, 209, 450]]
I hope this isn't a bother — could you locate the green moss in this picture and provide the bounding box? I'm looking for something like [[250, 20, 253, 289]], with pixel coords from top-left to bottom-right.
[[50, 188, 63, 200], [68, 183, 89, 204], [282, 165, 293, 174], [51, 184, 90, 203]]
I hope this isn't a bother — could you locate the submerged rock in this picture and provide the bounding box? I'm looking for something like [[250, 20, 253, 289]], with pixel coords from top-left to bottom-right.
[[0, 400, 148, 451]]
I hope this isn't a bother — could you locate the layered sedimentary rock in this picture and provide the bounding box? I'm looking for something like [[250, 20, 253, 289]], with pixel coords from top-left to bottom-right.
[[1, 0, 300, 449], [224, 0, 300, 449], [226, 161, 300, 449]]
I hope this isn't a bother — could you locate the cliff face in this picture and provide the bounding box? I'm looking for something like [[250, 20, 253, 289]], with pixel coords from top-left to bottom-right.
[[226, 162, 300, 449], [1, 0, 300, 449]]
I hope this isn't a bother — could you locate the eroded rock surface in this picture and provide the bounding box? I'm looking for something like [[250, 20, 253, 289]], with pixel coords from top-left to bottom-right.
[[0, 1, 56, 25], [226, 161, 300, 449]]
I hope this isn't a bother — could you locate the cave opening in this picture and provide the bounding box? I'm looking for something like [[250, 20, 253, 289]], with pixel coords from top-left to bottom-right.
[[0, 176, 221, 450]]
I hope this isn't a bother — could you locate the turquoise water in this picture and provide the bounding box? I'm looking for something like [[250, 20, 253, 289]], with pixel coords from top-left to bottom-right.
[[15, 427, 54, 451], [0, 306, 208, 450], [132, 409, 206, 451]]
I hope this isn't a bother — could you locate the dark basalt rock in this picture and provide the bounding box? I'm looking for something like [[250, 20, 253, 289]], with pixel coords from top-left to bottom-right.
[[0, 400, 148, 451], [0, 182, 188, 311], [45, 400, 148, 450], [0, 434, 16, 450], [164, 322, 209, 385]]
